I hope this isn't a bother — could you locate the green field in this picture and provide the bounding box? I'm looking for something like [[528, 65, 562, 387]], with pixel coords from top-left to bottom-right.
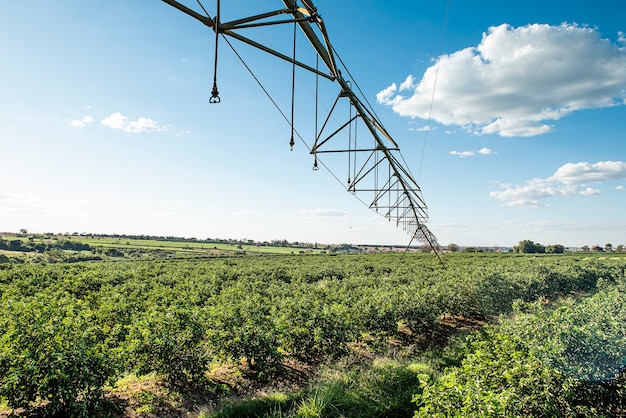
[[0, 233, 325, 260], [1, 251, 625, 417], [77, 236, 316, 254]]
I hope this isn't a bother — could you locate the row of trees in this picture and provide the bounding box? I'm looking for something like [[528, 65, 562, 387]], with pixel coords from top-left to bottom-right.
[[514, 240, 624, 254], [7, 232, 327, 251], [581, 243, 624, 252], [0, 239, 92, 254]]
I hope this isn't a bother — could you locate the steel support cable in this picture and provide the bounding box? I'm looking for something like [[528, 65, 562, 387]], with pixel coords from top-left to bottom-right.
[[289, 19, 297, 150], [353, 106, 358, 185], [417, 0, 451, 182], [228, 0, 351, 151], [313, 54, 319, 170], [222, 38, 337, 177], [204, 2, 297, 140], [229, 31, 441, 258], [330, 45, 382, 133], [221, 34, 399, 223], [333, 43, 421, 189], [227, 0, 383, 168], [348, 81, 352, 184]]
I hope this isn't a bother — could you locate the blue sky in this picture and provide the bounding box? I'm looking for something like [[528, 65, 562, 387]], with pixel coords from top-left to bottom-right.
[[1, 0, 625, 248]]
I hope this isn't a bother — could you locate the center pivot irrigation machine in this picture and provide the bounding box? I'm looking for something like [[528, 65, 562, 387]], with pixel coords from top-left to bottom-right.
[[160, 0, 443, 258]]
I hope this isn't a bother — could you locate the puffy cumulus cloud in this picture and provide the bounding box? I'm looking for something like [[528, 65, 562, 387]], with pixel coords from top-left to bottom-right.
[[490, 177, 577, 207], [450, 147, 494, 157], [68, 115, 94, 129], [490, 160, 626, 206], [378, 23, 626, 137], [551, 161, 626, 184], [101, 112, 167, 133]]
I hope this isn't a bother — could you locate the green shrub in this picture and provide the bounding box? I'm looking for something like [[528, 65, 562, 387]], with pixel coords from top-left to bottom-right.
[[206, 286, 283, 375], [123, 305, 209, 386], [414, 328, 583, 417], [415, 285, 626, 417], [0, 293, 116, 416]]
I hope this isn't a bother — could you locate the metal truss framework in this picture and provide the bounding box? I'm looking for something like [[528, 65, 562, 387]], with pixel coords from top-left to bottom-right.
[[160, 0, 442, 257]]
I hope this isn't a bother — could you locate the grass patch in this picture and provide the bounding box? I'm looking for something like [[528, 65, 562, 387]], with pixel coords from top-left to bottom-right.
[[206, 358, 436, 418]]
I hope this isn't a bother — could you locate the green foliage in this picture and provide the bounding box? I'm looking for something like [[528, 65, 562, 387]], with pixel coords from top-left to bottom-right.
[[0, 293, 116, 416], [513, 286, 626, 382], [415, 280, 626, 417], [0, 253, 625, 415], [207, 285, 283, 375], [514, 240, 546, 253], [415, 329, 577, 417], [0, 237, 92, 254], [546, 244, 565, 254], [123, 305, 209, 386]]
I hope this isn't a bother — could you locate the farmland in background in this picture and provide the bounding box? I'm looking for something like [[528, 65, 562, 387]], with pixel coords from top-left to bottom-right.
[[0, 232, 332, 262]]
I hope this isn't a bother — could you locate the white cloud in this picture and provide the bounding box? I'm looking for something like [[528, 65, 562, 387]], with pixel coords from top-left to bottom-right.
[[299, 209, 348, 219], [399, 75, 416, 91], [69, 115, 94, 129], [490, 160, 626, 206], [617, 185, 625, 190], [503, 199, 550, 208], [579, 187, 602, 196], [450, 150, 475, 157], [450, 147, 494, 157], [101, 112, 167, 133], [490, 177, 573, 206], [376, 83, 397, 104], [550, 161, 626, 184], [409, 125, 436, 132], [378, 23, 626, 137]]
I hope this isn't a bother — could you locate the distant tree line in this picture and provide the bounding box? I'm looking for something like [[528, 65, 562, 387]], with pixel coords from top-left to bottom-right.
[[514, 240, 624, 254], [0, 239, 92, 254], [582, 243, 624, 252], [40, 233, 324, 250]]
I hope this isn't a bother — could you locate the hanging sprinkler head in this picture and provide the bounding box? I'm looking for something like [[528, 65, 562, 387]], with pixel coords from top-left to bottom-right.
[[209, 82, 220, 104]]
